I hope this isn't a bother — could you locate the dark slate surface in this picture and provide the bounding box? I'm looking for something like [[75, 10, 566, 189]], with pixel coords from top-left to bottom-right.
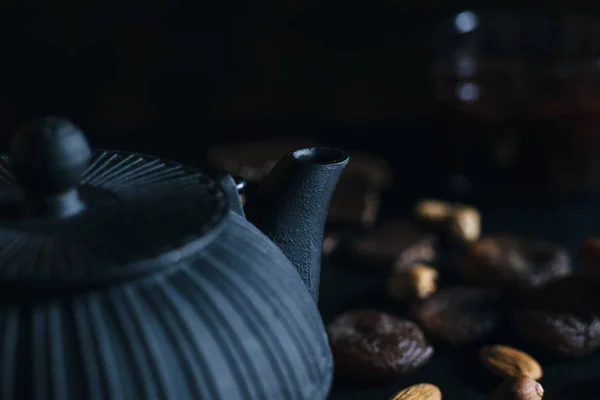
[[319, 202, 600, 400]]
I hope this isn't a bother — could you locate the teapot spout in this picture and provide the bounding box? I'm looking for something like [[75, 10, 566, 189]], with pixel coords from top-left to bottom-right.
[[244, 147, 349, 302]]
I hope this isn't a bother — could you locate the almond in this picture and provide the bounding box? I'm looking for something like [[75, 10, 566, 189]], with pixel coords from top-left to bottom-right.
[[389, 383, 442, 400], [450, 206, 481, 243], [493, 376, 544, 400], [480, 345, 543, 380], [414, 199, 453, 224], [387, 264, 438, 301], [414, 199, 481, 243]]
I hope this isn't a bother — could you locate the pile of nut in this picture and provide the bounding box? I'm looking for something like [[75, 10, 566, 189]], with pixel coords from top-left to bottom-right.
[[326, 197, 600, 399], [383, 347, 544, 400]]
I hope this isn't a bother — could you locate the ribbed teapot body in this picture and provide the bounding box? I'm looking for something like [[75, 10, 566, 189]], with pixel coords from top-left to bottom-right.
[[0, 212, 333, 400]]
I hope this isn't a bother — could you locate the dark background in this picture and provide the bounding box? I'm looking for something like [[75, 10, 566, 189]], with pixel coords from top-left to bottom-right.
[[0, 1, 442, 144], [0, 2, 594, 162], [0, 2, 599, 204]]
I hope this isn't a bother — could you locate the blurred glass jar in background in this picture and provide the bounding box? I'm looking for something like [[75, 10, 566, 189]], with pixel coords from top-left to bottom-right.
[[432, 10, 600, 197]]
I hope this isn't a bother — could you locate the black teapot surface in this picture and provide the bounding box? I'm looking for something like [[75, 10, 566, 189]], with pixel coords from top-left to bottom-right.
[[0, 117, 349, 400]]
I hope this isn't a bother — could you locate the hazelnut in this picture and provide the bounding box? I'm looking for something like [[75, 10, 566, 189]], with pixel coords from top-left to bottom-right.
[[387, 264, 438, 301]]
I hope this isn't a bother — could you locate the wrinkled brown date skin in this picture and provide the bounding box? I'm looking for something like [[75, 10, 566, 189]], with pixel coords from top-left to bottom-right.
[[410, 286, 505, 346], [581, 238, 600, 283], [353, 219, 437, 268], [462, 235, 571, 291], [327, 310, 434, 381], [513, 276, 600, 358]]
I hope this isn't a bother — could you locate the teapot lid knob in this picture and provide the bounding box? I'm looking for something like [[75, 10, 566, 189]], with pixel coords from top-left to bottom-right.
[[0, 117, 231, 290], [10, 116, 91, 217]]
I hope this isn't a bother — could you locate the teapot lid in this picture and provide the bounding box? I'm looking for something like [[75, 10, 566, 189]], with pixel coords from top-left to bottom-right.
[[0, 117, 228, 294]]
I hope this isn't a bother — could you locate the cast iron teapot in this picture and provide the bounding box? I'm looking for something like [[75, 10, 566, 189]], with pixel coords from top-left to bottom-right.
[[0, 117, 349, 400]]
